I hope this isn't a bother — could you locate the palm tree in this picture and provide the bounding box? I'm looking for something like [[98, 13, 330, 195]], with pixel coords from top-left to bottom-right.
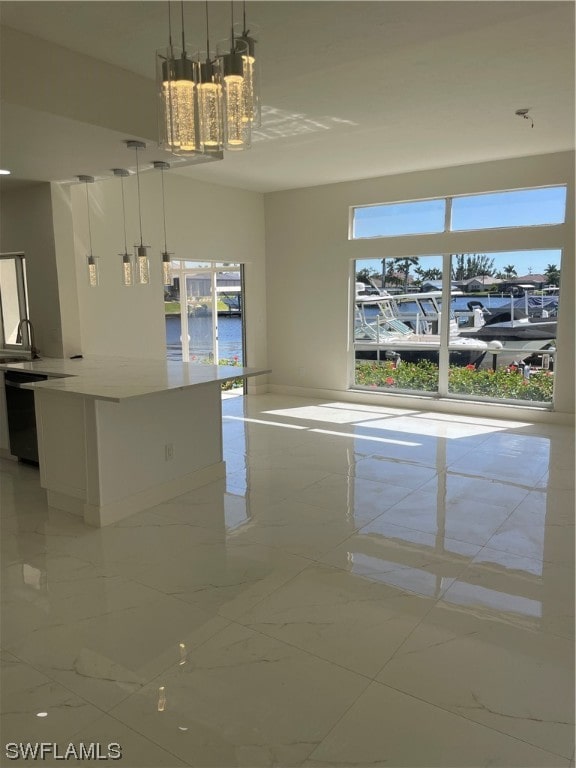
[[392, 257, 419, 291], [544, 263, 561, 287], [503, 264, 517, 278]]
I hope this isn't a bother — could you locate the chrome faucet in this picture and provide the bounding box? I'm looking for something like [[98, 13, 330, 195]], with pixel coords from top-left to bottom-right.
[[16, 318, 39, 359]]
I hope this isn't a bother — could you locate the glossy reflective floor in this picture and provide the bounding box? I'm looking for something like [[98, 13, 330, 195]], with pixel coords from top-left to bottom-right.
[[1, 394, 574, 767]]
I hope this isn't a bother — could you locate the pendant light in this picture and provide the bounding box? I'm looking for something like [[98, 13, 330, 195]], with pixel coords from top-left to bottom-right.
[[157, 1, 197, 155], [237, 0, 260, 127], [113, 168, 134, 287], [126, 141, 150, 285], [197, 1, 223, 152], [78, 175, 98, 287], [219, 1, 251, 151], [153, 161, 173, 286]]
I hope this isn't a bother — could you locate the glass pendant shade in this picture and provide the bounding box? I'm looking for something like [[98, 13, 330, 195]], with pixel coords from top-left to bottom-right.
[[157, 48, 198, 154], [219, 50, 251, 151], [236, 33, 261, 127], [162, 251, 172, 286], [153, 160, 175, 287], [126, 140, 151, 286], [121, 252, 134, 286], [197, 60, 223, 151], [113, 168, 133, 287], [79, 175, 98, 287], [87, 254, 98, 287], [135, 245, 150, 285]]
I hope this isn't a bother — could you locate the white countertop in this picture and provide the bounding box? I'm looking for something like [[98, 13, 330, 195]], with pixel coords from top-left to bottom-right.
[[0, 357, 268, 402]]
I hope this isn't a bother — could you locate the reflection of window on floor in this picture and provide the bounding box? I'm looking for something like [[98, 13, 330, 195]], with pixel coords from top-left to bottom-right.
[[351, 185, 566, 407]]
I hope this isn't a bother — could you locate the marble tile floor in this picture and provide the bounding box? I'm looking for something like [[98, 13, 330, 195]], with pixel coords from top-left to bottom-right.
[[0, 393, 574, 767]]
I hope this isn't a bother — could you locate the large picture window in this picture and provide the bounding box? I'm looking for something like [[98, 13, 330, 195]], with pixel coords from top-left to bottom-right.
[[350, 184, 566, 407], [353, 250, 561, 406]]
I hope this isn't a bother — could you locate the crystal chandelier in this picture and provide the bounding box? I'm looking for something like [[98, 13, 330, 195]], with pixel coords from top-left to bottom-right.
[[156, 1, 259, 157]]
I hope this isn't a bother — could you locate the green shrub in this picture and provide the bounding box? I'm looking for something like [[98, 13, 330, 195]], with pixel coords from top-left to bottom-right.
[[218, 356, 243, 390], [354, 359, 553, 402]]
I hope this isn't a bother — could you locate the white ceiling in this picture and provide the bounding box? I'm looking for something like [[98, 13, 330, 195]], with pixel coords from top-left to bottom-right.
[[1, 1, 574, 192]]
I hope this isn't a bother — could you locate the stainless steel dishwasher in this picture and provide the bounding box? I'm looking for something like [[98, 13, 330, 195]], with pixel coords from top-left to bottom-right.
[[4, 370, 48, 464]]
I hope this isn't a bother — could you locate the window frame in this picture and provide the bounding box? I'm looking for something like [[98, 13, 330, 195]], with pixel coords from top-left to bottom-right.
[[350, 184, 568, 240], [0, 252, 29, 350], [349, 247, 563, 410]]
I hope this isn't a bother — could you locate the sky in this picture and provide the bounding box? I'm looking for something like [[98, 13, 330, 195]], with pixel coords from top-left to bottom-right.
[[353, 186, 565, 277]]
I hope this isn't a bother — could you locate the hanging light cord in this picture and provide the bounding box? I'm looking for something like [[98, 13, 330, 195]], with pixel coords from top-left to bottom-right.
[[120, 176, 129, 254], [181, 0, 186, 53], [242, 0, 247, 34], [230, 0, 235, 47], [205, 0, 211, 60], [135, 147, 144, 247], [161, 167, 169, 254], [84, 181, 93, 254], [168, 1, 173, 52]]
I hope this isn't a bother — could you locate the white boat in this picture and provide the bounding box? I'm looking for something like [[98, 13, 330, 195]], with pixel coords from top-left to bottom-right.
[[390, 289, 557, 368], [354, 292, 488, 367], [457, 299, 557, 368]]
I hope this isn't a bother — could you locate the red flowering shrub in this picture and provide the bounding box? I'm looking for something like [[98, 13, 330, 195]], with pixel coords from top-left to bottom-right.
[[355, 360, 554, 402]]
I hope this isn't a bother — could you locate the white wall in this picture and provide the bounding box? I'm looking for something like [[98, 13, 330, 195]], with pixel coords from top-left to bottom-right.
[[264, 151, 575, 420], [51, 183, 82, 356], [162, 172, 268, 388], [0, 183, 67, 357], [71, 170, 267, 372], [1, 26, 156, 140]]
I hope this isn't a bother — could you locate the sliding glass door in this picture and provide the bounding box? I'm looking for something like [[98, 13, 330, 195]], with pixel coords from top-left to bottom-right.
[[165, 262, 245, 389]]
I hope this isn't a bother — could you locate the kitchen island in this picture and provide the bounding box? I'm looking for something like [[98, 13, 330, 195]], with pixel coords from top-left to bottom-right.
[[0, 357, 268, 527]]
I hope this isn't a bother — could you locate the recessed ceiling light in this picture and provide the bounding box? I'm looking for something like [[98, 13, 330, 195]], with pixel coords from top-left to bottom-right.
[[0, 169, 11, 175]]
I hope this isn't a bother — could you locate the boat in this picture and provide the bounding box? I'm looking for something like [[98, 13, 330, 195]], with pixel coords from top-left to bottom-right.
[[512, 293, 558, 319], [388, 289, 464, 336], [457, 300, 557, 364], [354, 293, 488, 367], [390, 289, 558, 369]]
